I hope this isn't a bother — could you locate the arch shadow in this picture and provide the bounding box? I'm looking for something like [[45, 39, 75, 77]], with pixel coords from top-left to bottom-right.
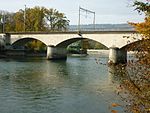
[[12, 37, 47, 49]]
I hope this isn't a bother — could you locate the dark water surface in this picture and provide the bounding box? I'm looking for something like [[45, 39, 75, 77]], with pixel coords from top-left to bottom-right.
[[0, 55, 126, 113]]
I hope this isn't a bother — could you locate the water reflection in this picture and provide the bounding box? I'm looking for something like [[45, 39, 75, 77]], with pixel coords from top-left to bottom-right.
[[108, 64, 128, 84], [0, 56, 127, 113]]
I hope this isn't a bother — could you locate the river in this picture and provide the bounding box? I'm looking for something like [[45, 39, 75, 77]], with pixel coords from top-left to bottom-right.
[[0, 54, 127, 113]]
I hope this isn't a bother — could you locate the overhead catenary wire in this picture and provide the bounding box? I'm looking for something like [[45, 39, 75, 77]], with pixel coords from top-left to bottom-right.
[[78, 6, 95, 31]]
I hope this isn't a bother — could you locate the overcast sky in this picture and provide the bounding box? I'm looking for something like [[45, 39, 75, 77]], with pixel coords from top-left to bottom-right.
[[0, 0, 145, 25]]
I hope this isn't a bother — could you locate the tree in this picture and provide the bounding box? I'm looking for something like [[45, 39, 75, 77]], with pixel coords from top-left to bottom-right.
[[25, 7, 47, 31], [14, 10, 24, 31], [1, 6, 70, 32], [131, 0, 150, 38], [25, 40, 46, 52], [133, 0, 150, 16], [0, 11, 15, 32], [54, 13, 70, 31], [13, 7, 47, 32], [44, 8, 69, 31], [114, 1, 150, 112], [4, 12, 15, 32]]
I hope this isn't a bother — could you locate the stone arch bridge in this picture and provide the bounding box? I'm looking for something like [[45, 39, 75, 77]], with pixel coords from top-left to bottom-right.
[[1, 31, 141, 64]]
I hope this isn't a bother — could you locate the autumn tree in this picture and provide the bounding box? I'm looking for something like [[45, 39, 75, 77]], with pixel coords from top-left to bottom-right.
[[1, 6, 69, 32], [113, 1, 150, 113], [13, 7, 46, 32], [25, 7, 47, 31], [13, 10, 24, 31]]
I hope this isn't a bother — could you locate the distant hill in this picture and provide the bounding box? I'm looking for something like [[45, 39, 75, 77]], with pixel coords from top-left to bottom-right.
[[69, 24, 134, 31]]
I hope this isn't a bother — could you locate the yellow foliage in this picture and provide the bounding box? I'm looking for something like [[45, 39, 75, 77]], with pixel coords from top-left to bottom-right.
[[111, 103, 120, 107], [129, 16, 150, 38], [121, 1, 150, 112], [111, 110, 118, 113]]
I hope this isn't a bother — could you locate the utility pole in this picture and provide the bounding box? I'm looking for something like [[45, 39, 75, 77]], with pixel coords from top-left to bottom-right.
[[78, 7, 95, 31], [93, 12, 95, 30], [78, 6, 81, 32], [2, 12, 5, 33], [78, 7, 95, 54], [24, 5, 26, 32]]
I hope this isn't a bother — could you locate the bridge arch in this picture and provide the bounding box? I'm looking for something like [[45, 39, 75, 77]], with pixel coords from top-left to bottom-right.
[[47, 37, 109, 60], [55, 37, 109, 49], [121, 39, 150, 51], [12, 37, 47, 49]]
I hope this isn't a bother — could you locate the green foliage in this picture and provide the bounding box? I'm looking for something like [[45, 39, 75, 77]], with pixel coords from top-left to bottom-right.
[[94, 42, 108, 49], [67, 39, 108, 54], [44, 8, 69, 31], [25, 40, 46, 52], [133, 0, 150, 16]]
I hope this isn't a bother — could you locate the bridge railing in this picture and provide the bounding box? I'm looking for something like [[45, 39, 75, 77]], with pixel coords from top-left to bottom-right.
[[68, 27, 135, 32]]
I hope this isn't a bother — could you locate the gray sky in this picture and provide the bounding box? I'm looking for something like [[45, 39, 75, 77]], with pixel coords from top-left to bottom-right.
[[0, 0, 145, 25]]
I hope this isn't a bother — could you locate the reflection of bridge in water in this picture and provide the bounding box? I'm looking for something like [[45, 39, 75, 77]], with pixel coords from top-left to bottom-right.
[[0, 30, 141, 64]]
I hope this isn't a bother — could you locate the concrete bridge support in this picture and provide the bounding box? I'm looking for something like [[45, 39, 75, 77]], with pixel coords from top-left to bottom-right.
[[47, 45, 67, 60], [3, 33, 12, 49], [4, 33, 11, 45], [108, 47, 127, 64]]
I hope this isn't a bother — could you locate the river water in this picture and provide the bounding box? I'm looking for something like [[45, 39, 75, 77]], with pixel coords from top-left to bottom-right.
[[0, 54, 127, 113]]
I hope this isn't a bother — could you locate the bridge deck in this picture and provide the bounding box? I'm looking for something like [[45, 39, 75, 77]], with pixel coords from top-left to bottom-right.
[[7, 30, 136, 35]]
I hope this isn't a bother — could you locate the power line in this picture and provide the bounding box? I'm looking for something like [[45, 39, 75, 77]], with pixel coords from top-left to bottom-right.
[[78, 6, 95, 31], [80, 7, 95, 14]]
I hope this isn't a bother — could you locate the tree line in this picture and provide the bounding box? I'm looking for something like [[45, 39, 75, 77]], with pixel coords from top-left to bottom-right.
[[0, 6, 70, 32]]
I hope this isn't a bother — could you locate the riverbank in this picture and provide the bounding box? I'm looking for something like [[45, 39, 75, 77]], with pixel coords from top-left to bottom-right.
[[87, 49, 136, 55], [87, 49, 109, 55], [0, 49, 136, 59], [0, 49, 46, 58]]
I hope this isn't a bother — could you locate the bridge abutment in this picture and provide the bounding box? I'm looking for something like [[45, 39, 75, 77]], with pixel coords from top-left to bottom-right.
[[108, 47, 127, 64], [47, 45, 67, 60]]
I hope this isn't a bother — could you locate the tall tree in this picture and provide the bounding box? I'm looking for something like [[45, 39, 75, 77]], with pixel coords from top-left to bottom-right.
[[54, 13, 70, 31], [14, 7, 46, 32], [4, 12, 15, 32], [25, 6, 46, 31], [44, 8, 69, 31], [14, 9, 24, 31]]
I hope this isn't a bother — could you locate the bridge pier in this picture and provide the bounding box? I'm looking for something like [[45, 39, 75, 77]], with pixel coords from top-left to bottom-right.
[[47, 45, 67, 60], [108, 47, 127, 64]]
